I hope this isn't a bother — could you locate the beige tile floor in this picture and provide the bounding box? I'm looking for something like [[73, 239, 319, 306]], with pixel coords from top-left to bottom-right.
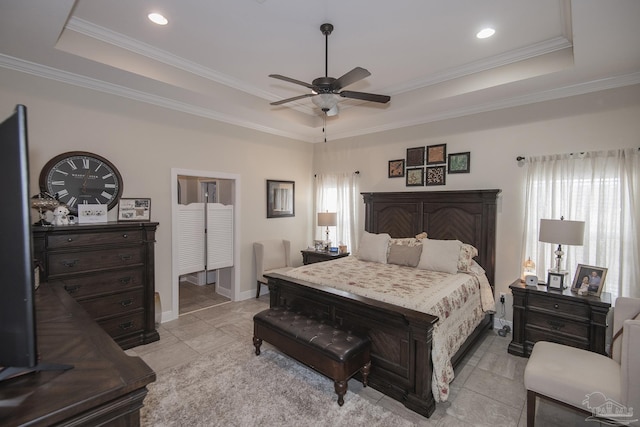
[[178, 280, 230, 315], [129, 295, 605, 427]]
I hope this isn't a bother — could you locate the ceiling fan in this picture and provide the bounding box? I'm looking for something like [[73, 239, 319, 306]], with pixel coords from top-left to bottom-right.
[[269, 23, 390, 116]]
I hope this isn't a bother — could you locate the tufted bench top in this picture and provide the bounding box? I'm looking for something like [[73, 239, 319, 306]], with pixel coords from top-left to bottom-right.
[[253, 306, 370, 363]]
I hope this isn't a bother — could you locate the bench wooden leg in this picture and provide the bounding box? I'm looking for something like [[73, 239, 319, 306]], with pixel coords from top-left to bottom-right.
[[334, 380, 347, 406], [253, 336, 262, 356], [361, 361, 371, 387]]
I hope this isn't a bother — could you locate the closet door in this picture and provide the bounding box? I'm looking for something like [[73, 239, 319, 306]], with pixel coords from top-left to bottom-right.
[[178, 203, 206, 275], [207, 203, 233, 269]]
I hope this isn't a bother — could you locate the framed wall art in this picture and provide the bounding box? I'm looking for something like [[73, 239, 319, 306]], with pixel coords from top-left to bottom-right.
[[118, 198, 151, 222], [571, 264, 607, 297], [426, 144, 447, 165], [406, 146, 425, 167], [267, 180, 295, 218], [388, 159, 405, 178], [448, 152, 470, 173], [406, 168, 424, 186], [426, 165, 446, 186]]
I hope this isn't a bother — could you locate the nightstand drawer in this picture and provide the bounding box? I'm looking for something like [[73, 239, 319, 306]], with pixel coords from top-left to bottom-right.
[[55, 268, 144, 299], [48, 247, 144, 276], [47, 230, 143, 248], [79, 289, 145, 319], [528, 294, 590, 319], [527, 312, 589, 337]]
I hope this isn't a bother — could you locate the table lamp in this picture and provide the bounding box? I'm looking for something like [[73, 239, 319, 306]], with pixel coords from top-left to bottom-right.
[[317, 212, 337, 250], [538, 217, 584, 287]]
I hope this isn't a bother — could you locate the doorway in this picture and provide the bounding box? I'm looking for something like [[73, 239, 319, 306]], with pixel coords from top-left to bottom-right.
[[170, 168, 241, 321]]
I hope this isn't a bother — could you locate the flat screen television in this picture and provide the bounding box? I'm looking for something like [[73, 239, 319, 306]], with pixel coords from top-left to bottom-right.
[[0, 104, 38, 380]]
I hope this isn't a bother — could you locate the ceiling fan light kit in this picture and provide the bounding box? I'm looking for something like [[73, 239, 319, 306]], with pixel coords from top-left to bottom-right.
[[269, 23, 390, 114]]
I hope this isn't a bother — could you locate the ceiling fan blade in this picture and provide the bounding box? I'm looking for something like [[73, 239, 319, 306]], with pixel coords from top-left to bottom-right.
[[340, 90, 390, 104], [270, 93, 316, 106], [269, 74, 316, 90], [330, 67, 371, 91]]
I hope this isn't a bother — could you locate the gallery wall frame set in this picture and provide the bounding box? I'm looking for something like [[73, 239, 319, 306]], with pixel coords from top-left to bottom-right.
[[391, 144, 470, 187], [266, 179, 295, 218]]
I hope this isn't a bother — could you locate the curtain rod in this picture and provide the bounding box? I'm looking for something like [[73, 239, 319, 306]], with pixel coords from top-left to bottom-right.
[[516, 147, 639, 162], [314, 171, 360, 177]]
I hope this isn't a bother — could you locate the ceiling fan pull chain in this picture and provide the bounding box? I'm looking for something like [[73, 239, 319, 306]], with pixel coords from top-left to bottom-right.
[[323, 114, 327, 143]]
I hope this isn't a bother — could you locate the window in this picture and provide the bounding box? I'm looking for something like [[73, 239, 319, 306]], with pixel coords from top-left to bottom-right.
[[521, 149, 639, 300], [315, 173, 360, 252]]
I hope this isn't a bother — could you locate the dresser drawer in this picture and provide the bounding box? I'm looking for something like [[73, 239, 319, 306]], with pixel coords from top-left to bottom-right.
[[54, 268, 144, 299], [47, 230, 143, 249], [527, 294, 590, 319], [79, 289, 144, 319], [527, 312, 589, 337], [98, 311, 145, 340], [48, 247, 144, 277]]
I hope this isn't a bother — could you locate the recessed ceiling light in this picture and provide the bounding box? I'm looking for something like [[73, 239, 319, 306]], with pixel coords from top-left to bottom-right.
[[148, 12, 168, 26], [476, 28, 495, 39]]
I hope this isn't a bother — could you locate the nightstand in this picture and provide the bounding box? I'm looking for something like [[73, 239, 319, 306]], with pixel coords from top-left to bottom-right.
[[301, 249, 349, 265], [508, 279, 611, 357]]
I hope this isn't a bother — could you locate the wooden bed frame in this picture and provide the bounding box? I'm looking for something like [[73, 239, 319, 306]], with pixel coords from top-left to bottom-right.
[[266, 189, 501, 417]]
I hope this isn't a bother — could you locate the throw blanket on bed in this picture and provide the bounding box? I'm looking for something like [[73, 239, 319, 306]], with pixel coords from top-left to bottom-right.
[[281, 256, 496, 402]]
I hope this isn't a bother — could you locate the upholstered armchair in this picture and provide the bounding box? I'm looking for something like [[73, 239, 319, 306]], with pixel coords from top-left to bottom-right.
[[524, 297, 640, 426], [253, 240, 293, 298]]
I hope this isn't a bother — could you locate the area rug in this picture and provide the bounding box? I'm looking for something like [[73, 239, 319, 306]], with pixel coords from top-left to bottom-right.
[[141, 340, 415, 427]]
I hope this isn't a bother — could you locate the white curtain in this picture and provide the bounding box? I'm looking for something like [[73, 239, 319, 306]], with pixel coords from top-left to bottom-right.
[[521, 148, 639, 299], [315, 172, 360, 252]]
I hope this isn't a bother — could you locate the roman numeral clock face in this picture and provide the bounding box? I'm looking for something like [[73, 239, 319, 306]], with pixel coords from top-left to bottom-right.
[[39, 151, 123, 215]]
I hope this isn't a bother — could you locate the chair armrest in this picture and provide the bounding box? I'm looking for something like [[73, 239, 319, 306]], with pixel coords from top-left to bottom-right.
[[612, 297, 640, 361], [254, 242, 265, 282], [620, 319, 640, 413]]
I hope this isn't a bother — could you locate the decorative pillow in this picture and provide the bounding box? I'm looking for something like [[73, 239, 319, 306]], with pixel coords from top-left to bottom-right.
[[388, 237, 421, 247], [417, 239, 462, 274], [415, 232, 428, 240], [356, 231, 391, 263], [458, 243, 479, 272], [388, 244, 423, 267]]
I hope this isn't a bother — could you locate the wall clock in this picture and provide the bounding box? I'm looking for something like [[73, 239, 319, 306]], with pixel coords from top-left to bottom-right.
[[39, 151, 123, 215]]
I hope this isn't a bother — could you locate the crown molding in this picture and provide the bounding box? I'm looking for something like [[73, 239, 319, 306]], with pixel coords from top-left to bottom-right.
[[0, 53, 312, 142], [1, 53, 637, 144]]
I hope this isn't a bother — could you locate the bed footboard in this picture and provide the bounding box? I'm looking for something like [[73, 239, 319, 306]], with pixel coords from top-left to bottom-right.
[[267, 273, 439, 417]]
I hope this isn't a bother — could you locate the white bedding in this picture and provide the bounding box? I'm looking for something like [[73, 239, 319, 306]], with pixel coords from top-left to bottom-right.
[[281, 255, 496, 402]]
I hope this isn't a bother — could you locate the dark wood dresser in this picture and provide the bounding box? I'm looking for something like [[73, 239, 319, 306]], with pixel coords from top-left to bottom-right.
[[0, 283, 155, 426], [508, 279, 611, 357], [32, 222, 159, 349]]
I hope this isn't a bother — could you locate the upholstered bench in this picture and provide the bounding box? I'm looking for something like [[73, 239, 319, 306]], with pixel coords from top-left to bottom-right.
[[253, 306, 371, 406]]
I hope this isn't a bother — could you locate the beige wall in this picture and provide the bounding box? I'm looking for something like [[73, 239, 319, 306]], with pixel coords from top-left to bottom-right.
[[314, 84, 640, 320], [2, 64, 639, 323], [0, 68, 314, 318]]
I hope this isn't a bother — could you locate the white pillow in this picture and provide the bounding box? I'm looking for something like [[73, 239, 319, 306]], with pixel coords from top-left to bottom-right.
[[417, 239, 462, 274], [357, 231, 391, 263]]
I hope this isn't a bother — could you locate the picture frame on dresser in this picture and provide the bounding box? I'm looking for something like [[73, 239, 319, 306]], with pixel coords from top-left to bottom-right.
[[571, 264, 607, 297], [546, 271, 565, 290], [118, 198, 151, 221]]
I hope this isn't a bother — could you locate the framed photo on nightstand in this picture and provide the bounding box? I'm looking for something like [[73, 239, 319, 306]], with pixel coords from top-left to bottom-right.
[[547, 272, 565, 290]]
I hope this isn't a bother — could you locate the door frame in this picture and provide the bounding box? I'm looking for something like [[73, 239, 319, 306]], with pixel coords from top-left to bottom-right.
[[170, 168, 241, 321]]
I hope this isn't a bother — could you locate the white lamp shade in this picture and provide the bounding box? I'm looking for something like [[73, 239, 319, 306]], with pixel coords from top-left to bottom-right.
[[538, 219, 585, 245], [312, 93, 339, 111], [317, 212, 337, 227]]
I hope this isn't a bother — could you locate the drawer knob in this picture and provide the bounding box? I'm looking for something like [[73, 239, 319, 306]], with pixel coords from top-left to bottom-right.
[[120, 298, 134, 307], [62, 259, 78, 268], [119, 321, 134, 330], [67, 238, 73, 242], [547, 319, 565, 330], [122, 234, 128, 238], [120, 254, 133, 262], [64, 284, 81, 294], [554, 304, 559, 309], [119, 276, 133, 285]]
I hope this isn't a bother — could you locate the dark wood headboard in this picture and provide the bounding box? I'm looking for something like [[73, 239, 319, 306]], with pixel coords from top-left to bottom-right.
[[362, 189, 501, 288]]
